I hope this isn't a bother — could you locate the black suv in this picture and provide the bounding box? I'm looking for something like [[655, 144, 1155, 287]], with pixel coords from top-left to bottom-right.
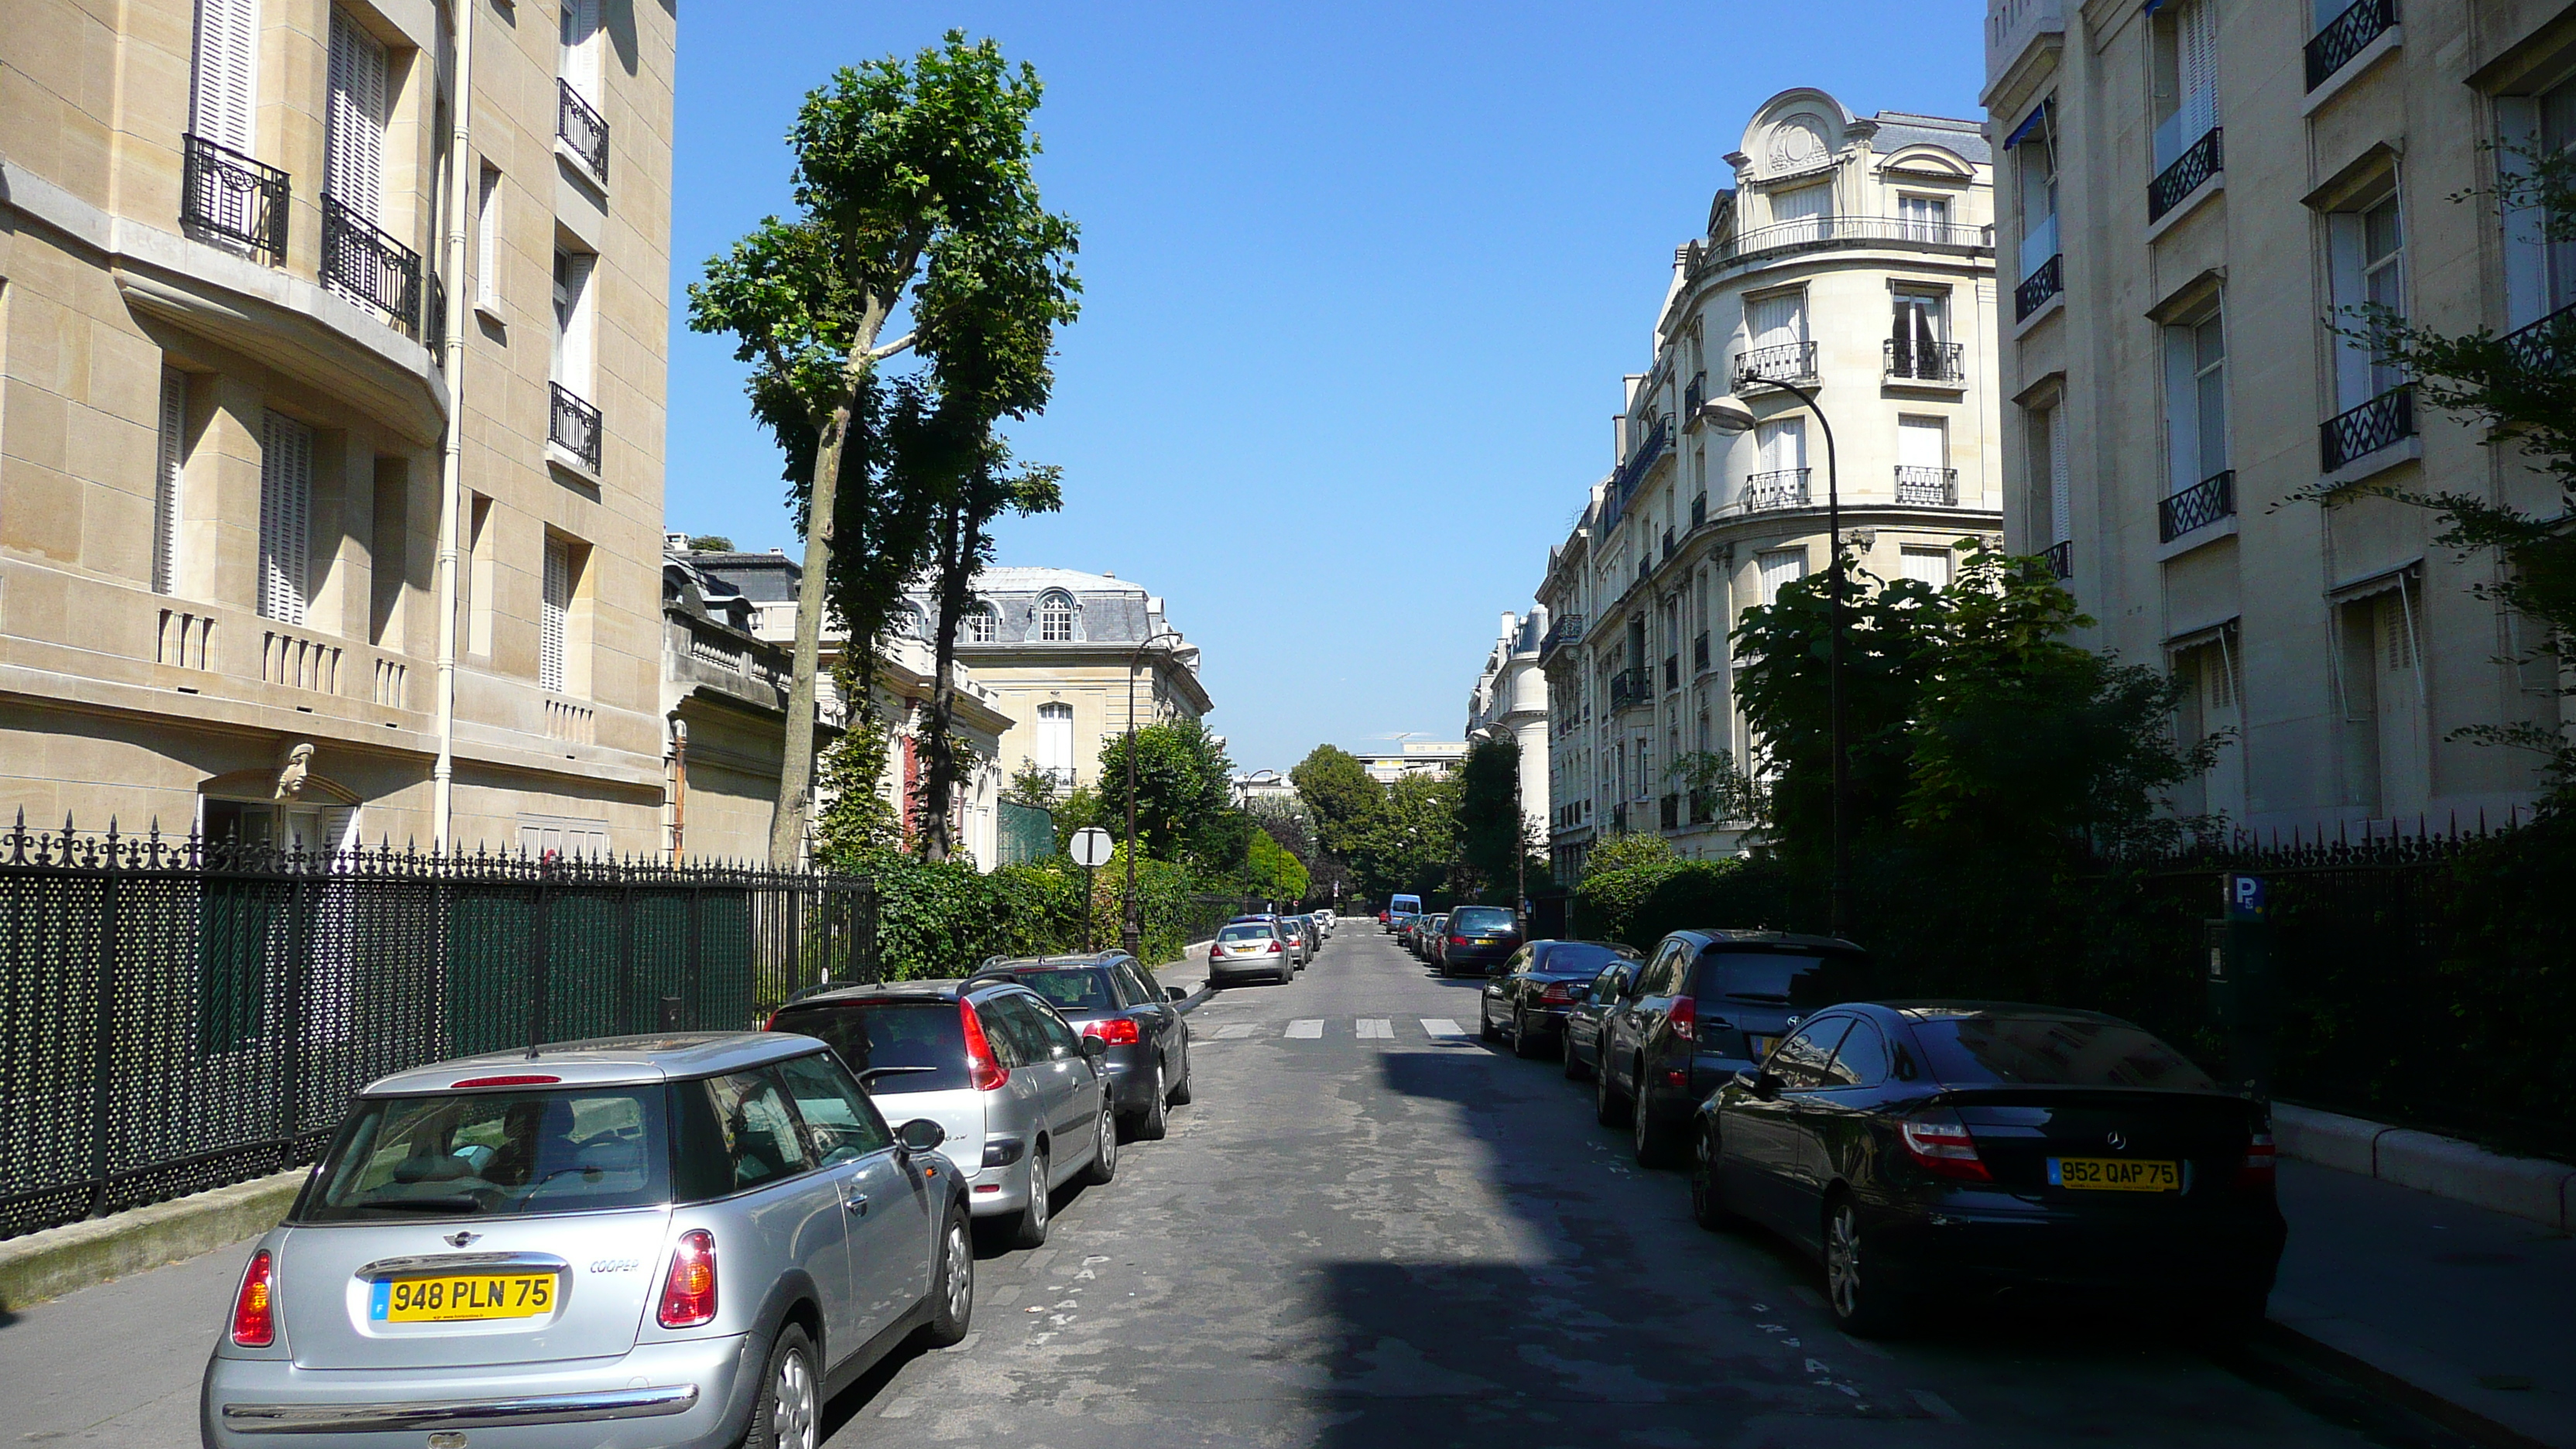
[[1593, 930, 1872, 1166], [1437, 905, 1523, 977]]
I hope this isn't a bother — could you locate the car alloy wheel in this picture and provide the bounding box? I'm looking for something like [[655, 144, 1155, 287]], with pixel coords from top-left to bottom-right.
[[1824, 1197, 1909, 1338], [922, 1211, 974, 1347], [1512, 1009, 1542, 1060], [1010, 1144, 1050, 1248], [1132, 1061, 1169, 1140], [1082, 1101, 1118, 1184], [1690, 1123, 1740, 1231], [757, 1327, 817, 1449]]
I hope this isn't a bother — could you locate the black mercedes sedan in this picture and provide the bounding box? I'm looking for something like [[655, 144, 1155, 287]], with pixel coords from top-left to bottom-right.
[[1477, 940, 1640, 1058], [1689, 1002, 2284, 1339]]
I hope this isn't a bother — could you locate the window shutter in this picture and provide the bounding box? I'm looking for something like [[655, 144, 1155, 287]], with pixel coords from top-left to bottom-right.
[[540, 534, 570, 693], [325, 9, 387, 223], [559, 0, 603, 100], [258, 410, 311, 624], [156, 368, 186, 594], [2047, 405, 2072, 546], [552, 251, 596, 393], [475, 166, 503, 307], [2180, 0, 2219, 140], [190, 0, 259, 154], [1898, 417, 1947, 470], [2497, 98, 2550, 327]]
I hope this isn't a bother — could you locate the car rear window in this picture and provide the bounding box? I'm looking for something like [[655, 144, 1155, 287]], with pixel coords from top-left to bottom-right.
[[772, 1000, 970, 1093], [1218, 924, 1274, 943], [1010, 968, 1113, 1012], [303, 1088, 670, 1221], [1449, 907, 1515, 933], [1695, 951, 1872, 1010], [1536, 942, 1627, 975], [1913, 1016, 2218, 1091]]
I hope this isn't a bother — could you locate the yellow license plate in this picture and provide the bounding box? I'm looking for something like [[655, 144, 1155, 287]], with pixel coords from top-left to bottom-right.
[[372, 1273, 556, 1322], [2050, 1156, 2179, 1192]]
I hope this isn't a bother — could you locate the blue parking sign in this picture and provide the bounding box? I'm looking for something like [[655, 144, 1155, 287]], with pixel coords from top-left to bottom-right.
[[2225, 873, 2266, 921]]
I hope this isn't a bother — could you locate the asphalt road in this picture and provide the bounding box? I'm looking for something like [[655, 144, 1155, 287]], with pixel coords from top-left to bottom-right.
[[0, 929, 2460, 1447]]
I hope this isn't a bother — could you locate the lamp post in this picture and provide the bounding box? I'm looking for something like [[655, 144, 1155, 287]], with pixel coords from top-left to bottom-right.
[[1121, 627, 1186, 957], [1697, 379, 1848, 938]]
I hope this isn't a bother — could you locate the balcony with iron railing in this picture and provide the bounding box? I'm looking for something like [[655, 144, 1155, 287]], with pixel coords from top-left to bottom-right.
[[1612, 415, 1670, 502], [2043, 539, 2073, 581], [1690, 492, 1708, 529], [1663, 655, 1679, 692], [181, 134, 289, 266], [2159, 469, 2235, 543], [1893, 465, 1959, 506], [2148, 125, 2223, 222], [1609, 666, 1651, 711], [1702, 215, 1994, 271], [1659, 793, 1680, 831], [1732, 341, 1818, 391], [1692, 632, 1710, 673], [2016, 251, 2063, 322], [2501, 300, 2576, 376], [1684, 371, 1708, 416], [321, 195, 423, 339], [1742, 468, 1811, 512], [1885, 338, 1967, 384], [1537, 612, 1586, 659], [558, 79, 609, 182], [2307, 0, 2398, 91], [1661, 527, 1676, 564], [550, 382, 603, 474], [2320, 387, 2416, 473]]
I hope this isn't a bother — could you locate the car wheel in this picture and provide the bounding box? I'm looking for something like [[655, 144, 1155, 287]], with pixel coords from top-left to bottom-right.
[[1126, 1061, 1169, 1141], [1563, 1032, 1593, 1081], [1008, 1143, 1050, 1249], [1632, 1084, 1681, 1168], [1824, 1195, 1910, 1338], [1166, 1053, 1194, 1107], [1594, 1054, 1631, 1127], [920, 1208, 975, 1347], [1512, 1009, 1543, 1060], [1080, 1101, 1118, 1185], [739, 1323, 818, 1449], [1479, 1003, 1502, 1042], [1690, 1123, 1744, 1231]]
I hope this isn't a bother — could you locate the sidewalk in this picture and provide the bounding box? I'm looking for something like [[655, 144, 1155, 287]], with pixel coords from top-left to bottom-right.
[[2271, 1156, 2576, 1447], [1147, 939, 1214, 1008]]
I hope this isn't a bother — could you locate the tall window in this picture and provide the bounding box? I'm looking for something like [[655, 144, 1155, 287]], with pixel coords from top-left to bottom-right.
[[559, 0, 603, 103], [1771, 183, 1831, 244], [258, 411, 313, 624], [966, 603, 998, 643], [1897, 416, 1950, 502], [1036, 591, 1076, 642], [1896, 194, 1950, 242], [2163, 310, 2229, 495], [187, 0, 262, 248], [1748, 290, 1806, 351], [155, 368, 187, 595], [1890, 293, 1946, 377], [1899, 546, 1953, 591], [1036, 702, 1075, 786], [540, 534, 572, 694], [2013, 102, 2059, 282], [2498, 77, 2576, 326], [2152, 0, 2220, 172], [324, 9, 388, 224], [1756, 548, 1806, 608], [2026, 403, 2071, 546], [474, 165, 503, 309], [552, 248, 596, 396], [2328, 192, 2406, 409]]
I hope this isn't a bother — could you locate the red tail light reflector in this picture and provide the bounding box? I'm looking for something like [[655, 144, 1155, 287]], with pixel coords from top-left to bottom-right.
[[1449, 935, 1468, 947], [230, 1249, 276, 1346], [2238, 1132, 2277, 1187], [1667, 995, 1697, 1041], [450, 1074, 562, 1088], [1899, 1108, 1992, 1181], [1537, 983, 1577, 1005], [659, 1229, 718, 1327], [960, 1001, 1009, 1091], [1083, 1017, 1142, 1046]]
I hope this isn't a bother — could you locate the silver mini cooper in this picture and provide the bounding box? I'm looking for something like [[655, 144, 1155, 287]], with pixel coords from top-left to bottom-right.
[[200, 1033, 974, 1449]]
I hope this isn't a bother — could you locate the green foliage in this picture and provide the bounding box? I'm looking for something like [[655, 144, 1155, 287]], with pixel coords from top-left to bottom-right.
[[1341, 770, 1461, 902], [684, 535, 735, 552], [1096, 718, 1245, 875], [1250, 799, 1351, 904], [1289, 745, 1382, 858], [1574, 855, 1781, 952], [1242, 831, 1310, 903], [1454, 736, 1540, 895], [1582, 831, 1674, 878], [845, 846, 1225, 975], [811, 691, 900, 862], [1005, 760, 1062, 810]]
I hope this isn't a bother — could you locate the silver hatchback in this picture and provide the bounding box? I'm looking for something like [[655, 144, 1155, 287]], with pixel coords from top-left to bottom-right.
[[200, 1033, 975, 1449]]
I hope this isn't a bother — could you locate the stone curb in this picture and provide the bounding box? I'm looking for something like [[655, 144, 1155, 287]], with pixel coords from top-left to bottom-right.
[[2273, 1103, 2576, 1230], [0, 1169, 306, 1310]]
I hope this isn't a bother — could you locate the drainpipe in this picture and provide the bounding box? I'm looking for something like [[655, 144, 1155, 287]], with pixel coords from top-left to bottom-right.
[[430, 0, 475, 850]]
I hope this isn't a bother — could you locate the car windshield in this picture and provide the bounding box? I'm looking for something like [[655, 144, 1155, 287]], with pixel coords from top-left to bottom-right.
[[1536, 943, 1629, 975], [1010, 968, 1113, 1012], [303, 1088, 670, 1221], [1218, 924, 1275, 944], [773, 1000, 970, 1093], [1697, 951, 1872, 1009], [1913, 1015, 2218, 1091], [1449, 907, 1515, 933]]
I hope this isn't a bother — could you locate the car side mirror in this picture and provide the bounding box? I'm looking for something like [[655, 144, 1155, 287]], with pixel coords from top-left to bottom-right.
[[1166, 986, 1187, 1003], [895, 1118, 946, 1153], [1081, 1035, 1110, 1060], [1569, 985, 1591, 1002], [1734, 1070, 1782, 1101]]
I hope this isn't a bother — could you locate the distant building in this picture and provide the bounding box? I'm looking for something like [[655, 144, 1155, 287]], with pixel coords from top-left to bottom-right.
[[1234, 769, 1299, 808], [1465, 611, 1550, 842], [659, 550, 803, 862], [1352, 741, 1468, 785]]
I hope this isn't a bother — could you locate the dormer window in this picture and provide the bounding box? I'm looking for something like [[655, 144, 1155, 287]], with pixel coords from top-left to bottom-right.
[[1037, 591, 1077, 642], [967, 602, 998, 644]]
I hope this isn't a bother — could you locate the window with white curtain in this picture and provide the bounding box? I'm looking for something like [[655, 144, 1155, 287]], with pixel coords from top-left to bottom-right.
[[1748, 291, 1806, 350], [2163, 310, 2229, 495], [2152, 0, 2220, 171], [552, 248, 596, 396], [1897, 194, 1950, 242], [258, 411, 313, 624], [187, 0, 263, 252], [540, 534, 571, 694], [559, 0, 604, 102], [2327, 191, 2406, 410], [155, 368, 187, 596], [1756, 548, 1807, 608], [1770, 183, 1831, 244], [2497, 78, 2576, 327], [1036, 702, 1075, 786], [1899, 546, 1953, 591]]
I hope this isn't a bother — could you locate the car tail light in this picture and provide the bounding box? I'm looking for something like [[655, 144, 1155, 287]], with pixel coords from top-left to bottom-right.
[[449, 1074, 561, 1088], [1083, 1018, 1142, 1046], [1667, 995, 1697, 1041], [960, 1001, 1009, 1091], [1449, 935, 1468, 947], [1265, 940, 1283, 954], [2238, 1132, 2277, 1188], [230, 1249, 276, 1347], [1537, 982, 1577, 1005], [658, 1230, 718, 1328], [1899, 1108, 1992, 1181]]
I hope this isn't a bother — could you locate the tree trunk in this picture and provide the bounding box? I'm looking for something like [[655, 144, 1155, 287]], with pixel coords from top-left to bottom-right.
[[766, 399, 849, 868], [916, 495, 972, 863]]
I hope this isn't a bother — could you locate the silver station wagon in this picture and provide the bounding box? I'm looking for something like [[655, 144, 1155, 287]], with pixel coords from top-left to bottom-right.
[[200, 1033, 975, 1449]]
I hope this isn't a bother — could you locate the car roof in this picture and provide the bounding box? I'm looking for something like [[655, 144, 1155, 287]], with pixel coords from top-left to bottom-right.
[[1873, 1000, 2133, 1026], [1668, 929, 1866, 954], [362, 1031, 821, 1095], [990, 953, 1133, 971], [771, 976, 1043, 1011]]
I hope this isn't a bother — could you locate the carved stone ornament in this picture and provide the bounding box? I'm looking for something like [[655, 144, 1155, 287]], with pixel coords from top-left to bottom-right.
[[275, 742, 316, 800], [1767, 118, 1828, 173]]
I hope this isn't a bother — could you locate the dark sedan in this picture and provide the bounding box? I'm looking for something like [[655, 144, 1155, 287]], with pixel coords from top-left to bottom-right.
[[1689, 1002, 2285, 1339], [1478, 940, 1639, 1058], [986, 953, 1196, 1139], [1437, 905, 1524, 977], [1560, 955, 1639, 1084]]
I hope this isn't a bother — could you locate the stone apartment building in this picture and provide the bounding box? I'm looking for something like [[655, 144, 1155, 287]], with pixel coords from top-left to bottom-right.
[[1464, 608, 1550, 845], [1982, 0, 2564, 834], [1547, 88, 2004, 868], [0, 0, 675, 853]]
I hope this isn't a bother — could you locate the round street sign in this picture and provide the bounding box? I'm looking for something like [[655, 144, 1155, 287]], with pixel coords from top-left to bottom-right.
[[1070, 827, 1115, 868]]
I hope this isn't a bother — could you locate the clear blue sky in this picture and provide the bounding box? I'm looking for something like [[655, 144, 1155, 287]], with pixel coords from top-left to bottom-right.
[[665, 1, 1989, 775]]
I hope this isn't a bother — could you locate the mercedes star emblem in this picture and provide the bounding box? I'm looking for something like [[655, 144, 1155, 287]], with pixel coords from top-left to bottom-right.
[[2105, 1132, 2128, 1152], [444, 1230, 481, 1248]]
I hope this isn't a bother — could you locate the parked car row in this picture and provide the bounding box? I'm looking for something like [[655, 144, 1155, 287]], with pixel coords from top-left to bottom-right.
[[1476, 930, 2289, 1339], [202, 949, 1195, 1449], [1208, 910, 1334, 988]]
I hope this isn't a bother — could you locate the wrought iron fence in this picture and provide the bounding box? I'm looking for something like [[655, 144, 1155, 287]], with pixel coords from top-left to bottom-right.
[[2148, 127, 2223, 221], [1704, 215, 1992, 268], [2159, 468, 2236, 542], [551, 382, 604, 473], [2320, 386, 2415, 472], [1537, 612, 1584, 657], [2500, 300, 2576, 375], [1742, 468, 1811, 512], [1732, 341, 1818, 389], [424, 272, 448, 368], [321, 196, 423, 338], [2306, 0, 2398, 91], [1684, 371, 1707, 417], [2043, 538, 2073, 580], [1893, 465, 1958, 506], [0, 820, 876, 1240], [558, 79, 610, 181], [2015, 252, 2063, 321], [181, 133, 289, 266], [1885, 339, 1966, 383], [1612, 415, 1668, 499], [995, 800, 1056, 867]]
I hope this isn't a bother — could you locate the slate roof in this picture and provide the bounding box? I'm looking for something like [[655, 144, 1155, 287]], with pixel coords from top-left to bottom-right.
[[1870, 109, 1992, 165], [901, 567, 1173, 649]]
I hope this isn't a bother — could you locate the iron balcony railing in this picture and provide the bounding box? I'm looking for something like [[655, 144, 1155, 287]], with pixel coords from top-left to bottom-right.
[[550, 382, 604, 473], [321, 195, 423, 338], [2159, 469, 2235, 543], [2307, 0, 2398, 91], [2321, 387, 2416, 473], [1662, 527, 1676, 564], [1733, 341, 1818, 390], [1894, 465, 1959, 506], [2016, 252, 2064, 321], [1609, 666, 1650, 711], [1636, 554, 1651, 587], [2499, 300, 2576, 376], [1537, 612, 1586, 658], [1690, 492, 1708, 529], [1660, 794, 1680, 831], [1663, 655, 1679, 691], [1743, 468, 1811, 512], [1684, 371, 1708, 416], [180, 133, 289, 266], [1692, 632, 1710, 673], [2043, 539, 2073, 581], [424, 272, 448, 368], [1886, 339, 1967, 383], [1612, 415, 1670, 502], [1704, 214, 1993, 269], [2148, 127, 2223, 221], [1687, 788, 1718, 825], [558, 79, 609, 181]]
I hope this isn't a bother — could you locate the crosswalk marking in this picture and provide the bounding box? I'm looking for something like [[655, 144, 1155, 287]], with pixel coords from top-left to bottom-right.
[[1285, 1019, 1324, 1039], [1199, 1018, 1476, 1042], [1420, 1018, 1465, 1038], [1213, 1023, 1259, 1040], [1357, 1019, 1392, 1039]]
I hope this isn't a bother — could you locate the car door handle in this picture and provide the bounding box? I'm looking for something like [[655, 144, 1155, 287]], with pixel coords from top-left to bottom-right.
[[844, 1194, 868, 1216]]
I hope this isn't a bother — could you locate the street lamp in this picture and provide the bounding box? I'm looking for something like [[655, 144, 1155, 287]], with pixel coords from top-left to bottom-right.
[[1698, 379, 1850, 939], [1121, 626, 1186, 957]]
